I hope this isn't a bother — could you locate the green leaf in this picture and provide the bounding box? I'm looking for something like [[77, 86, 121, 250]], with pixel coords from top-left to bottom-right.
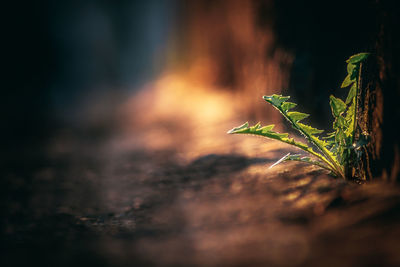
[[333, 115, 349, 130], [228, 122, 290, 142], [311, 137, 329, 152], [263, 95, 290, 107], [297, 123, 324, 135], [227, 122, 334, 170], [347, 62, 356, 75], [274, 153, 332, 171], [345, 100, 355, 122], [261, 124, 275, 132], [287, 112, 310, 122], [335, 129, 346, 145], [330, 95, 347, 117], [287, 138, 310, 150], [350, 64, 359, 80], [269, 153, 291, 169], [341, 74, 355, 88], [234, 95, 345, 178], [281, 102, 297, 112], [264, 94, 342, 174], [346, 83, 357, 104], [249, 122, 260, 131], [344, 100, 355, 137], [323, 131, 335, 139], [346, 53, 370, 64], [227, 122, 249, 134], [228, 122, 288, 139], [228, 53, 372, 180], [267, 132, 290, 139], [330, 143, 339, 154], [326, 140, 336, 147]]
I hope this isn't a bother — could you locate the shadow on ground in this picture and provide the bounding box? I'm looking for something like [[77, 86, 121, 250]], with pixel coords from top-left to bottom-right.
[[2, 138, 400, 267]]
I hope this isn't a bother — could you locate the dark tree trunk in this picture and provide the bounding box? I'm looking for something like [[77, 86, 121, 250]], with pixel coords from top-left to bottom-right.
[[356, 0, 400, 181]]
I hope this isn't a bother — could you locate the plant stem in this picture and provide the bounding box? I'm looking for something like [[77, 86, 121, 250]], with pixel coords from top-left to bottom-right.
[[276, 106, 345, 178], [283, 138, 336, 172]]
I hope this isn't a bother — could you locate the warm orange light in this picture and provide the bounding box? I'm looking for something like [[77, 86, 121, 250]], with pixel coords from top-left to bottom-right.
[[117, 0, 293, 159]]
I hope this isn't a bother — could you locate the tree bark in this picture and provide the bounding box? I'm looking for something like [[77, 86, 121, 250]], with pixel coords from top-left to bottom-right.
[[355, 0, 400, 181]]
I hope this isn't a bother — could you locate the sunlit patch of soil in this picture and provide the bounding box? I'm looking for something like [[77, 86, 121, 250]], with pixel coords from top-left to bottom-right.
[[117, 69, 288, 162]]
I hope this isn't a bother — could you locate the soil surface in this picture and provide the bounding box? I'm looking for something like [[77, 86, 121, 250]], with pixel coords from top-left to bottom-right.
[[2, 122, 400, 267]]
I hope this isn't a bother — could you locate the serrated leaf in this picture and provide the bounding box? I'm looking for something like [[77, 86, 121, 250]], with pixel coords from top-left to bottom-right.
[[312, 137, 329, 151], [268, 132, 290, 139], [281, 102, 297, 112], [287, 112, 310, 122], [249, 122, 261, 131], [237, 95, 344, 178], [346, 83, 357, 104], [338, 145, 352, 165], [269, 153, 291, 169], [288, 154, 301, 160], [346, 53, 370, 64], [337, 146, 345, 164], [227, 122, 333, 170], [228, 122, 288, 139], [330, 95, 347, 117], [228, 122, 290, 142], [297, 122, 324, 135], [335, 129, 346, 145], [260, 124, 275, 132], [323, 131, 336, 139], [279, 153, 332, 171], [344, 100, 355, 138], [263, 95, 290, 107], [227, 122, 249, 134], [350, 65, 359, 80], [345, 136, 352, 146], [341, 74, 355, 88], [330, 144, 339, 154], [347, 62, 356, 75], [333, 115, 348, 130], [269, 98, 341, 174], [326, 140, 336, 147], [228, 53, 373, 180], [345, 100, 355, 121]]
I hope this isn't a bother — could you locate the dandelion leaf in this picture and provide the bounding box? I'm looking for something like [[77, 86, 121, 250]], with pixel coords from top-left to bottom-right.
[[346, 83, 357, 104], [346, 53, 369, 64], [330, 95, 347, 117], [341, 74, 354, 88], [287, 112, 310, 122]]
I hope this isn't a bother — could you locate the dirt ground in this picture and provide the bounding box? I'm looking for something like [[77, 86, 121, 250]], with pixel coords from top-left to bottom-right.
[[2, 119, 400, 267]]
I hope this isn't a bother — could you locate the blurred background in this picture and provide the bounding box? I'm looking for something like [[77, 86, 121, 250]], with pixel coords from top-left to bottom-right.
[[2, 0, 388, 266], [3, 0, 378, 157]]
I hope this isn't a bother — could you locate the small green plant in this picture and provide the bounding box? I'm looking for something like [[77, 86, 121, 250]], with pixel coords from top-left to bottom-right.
[[228, 53, 370, 179]]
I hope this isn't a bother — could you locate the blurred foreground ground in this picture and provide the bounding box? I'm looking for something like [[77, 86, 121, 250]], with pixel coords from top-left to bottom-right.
[[2, 113, 400, 267]]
